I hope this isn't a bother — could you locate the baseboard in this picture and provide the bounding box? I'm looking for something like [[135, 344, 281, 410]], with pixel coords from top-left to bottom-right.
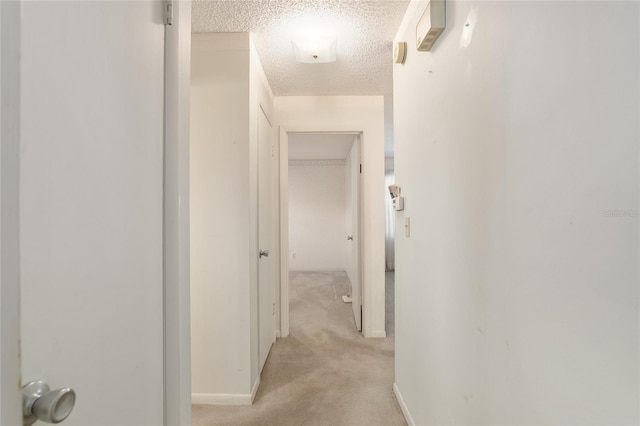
[[192, 376, 260, 406], [191, 392, 252, 406], [250, 376, 261, 403], [393, 383, 415, 426], [366, 329, 387, 338], [275, 329, 281, 338]]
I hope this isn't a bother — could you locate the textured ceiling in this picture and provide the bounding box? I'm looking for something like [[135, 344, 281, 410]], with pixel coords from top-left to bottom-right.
[[289, 133, 356, 160], [192, 0, 410, 96]]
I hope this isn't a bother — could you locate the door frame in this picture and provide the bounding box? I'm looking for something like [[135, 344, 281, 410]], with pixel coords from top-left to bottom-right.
[[0, 2, 192, 424], [278, 128, 363, 338], [163, 2, 192, 425], [0, 1, 22, 424]]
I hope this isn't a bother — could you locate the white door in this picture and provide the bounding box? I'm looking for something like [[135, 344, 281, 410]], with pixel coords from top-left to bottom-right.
[[258, 107, 274, 371], [347, 137, 362, 331], [19, 2, 166, 425], [0, 2, 22, 424]]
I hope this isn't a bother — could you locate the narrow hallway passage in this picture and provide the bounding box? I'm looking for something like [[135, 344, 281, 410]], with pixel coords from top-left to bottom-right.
[[192, 272, 405, 426]]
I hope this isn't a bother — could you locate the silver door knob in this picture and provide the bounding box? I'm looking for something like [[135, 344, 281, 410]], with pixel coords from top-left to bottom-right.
[[259, 249, 269, 258], [347, 236, 353, 241], [23, 381, 76, 425]]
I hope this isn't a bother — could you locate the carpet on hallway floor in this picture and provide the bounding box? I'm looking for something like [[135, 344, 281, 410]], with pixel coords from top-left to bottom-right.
[[192, 271, 405, 426]]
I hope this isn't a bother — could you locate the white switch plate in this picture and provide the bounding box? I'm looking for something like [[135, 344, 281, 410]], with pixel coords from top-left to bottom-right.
[[405, 217, 410, 237]]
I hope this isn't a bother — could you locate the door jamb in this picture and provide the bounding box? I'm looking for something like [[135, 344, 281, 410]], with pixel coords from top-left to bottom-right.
[[0, 1, 22, 424], [163, 2, 192, 425], [278, 128, 363, 338]]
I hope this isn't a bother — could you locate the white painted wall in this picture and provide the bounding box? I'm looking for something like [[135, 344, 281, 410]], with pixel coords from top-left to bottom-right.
[[191, 33, 274, 404], [393, 1, 639, 425], [384, 95, 394, 158], [289, 160, 348, 271], [275, 96, 386, 338], [191, 33, 251, 400], [189, 33, 253, 402]]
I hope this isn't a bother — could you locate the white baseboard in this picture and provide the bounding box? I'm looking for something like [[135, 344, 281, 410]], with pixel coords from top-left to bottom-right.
[[192, 392, 252, 406], [393, 383, 415, 426], [192, 377, 261, 407], [366, 329, 387, 338], [250, 376, 261, 403]]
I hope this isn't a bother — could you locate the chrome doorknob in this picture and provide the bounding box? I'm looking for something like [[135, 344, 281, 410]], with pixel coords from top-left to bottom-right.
[[23, 381, 76, 425], [259, 249, 269, 258]]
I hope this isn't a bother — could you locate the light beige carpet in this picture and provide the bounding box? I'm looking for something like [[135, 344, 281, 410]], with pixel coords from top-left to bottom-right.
[[192, 271, 405, 426]]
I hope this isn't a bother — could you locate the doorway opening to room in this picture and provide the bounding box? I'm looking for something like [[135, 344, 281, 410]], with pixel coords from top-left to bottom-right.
[[280, 132, 363, 336]]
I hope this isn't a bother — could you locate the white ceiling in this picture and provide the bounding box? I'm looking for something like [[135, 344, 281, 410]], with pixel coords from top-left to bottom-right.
[[288, 133, 356, 160], [192, 0, 410, 96]]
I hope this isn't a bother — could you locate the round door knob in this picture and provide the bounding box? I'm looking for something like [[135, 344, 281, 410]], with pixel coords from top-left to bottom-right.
[[23, 381, 76, 425], [33, 387, 75, 423]]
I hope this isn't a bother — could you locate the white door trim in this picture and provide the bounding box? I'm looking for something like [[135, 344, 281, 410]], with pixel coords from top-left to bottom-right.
[[278, 128, 363, 338], [163, 2, 192, 425], [0, 1, 22, 424]]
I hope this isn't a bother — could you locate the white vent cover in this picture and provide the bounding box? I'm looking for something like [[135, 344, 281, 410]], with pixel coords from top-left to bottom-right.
[[416, 0, 446, 52]]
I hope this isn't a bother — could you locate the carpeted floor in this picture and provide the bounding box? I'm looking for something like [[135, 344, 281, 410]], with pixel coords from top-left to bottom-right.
[[192, 271, 405, 426]]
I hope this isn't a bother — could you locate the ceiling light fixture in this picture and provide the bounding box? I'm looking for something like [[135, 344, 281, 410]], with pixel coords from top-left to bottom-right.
[[291, 27, 337, 63]]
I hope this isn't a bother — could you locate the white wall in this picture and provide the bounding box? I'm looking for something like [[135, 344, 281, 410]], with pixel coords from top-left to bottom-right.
[[384, 95, 394, 158], [191, 33, 252, 399], [191, 32, 274, 404], [276, 96, 386, 338], [393, 1, 639, 425], [289, 160, 348, 271]]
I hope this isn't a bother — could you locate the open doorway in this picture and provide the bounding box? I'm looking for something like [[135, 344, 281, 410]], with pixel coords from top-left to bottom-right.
[[280, 129, 366, 337], [286, 133, 362, 332]]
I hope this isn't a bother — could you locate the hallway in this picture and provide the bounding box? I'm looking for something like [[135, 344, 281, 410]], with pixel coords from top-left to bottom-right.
[[192, 271, 404, 426]]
